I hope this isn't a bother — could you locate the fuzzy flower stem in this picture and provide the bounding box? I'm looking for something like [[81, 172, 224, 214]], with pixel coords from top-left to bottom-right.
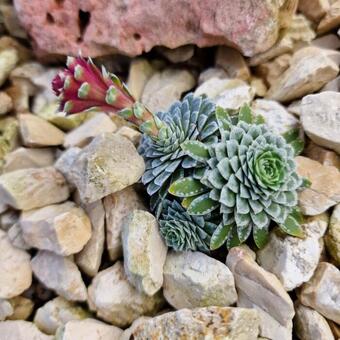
[[52, 56, 162, 137]]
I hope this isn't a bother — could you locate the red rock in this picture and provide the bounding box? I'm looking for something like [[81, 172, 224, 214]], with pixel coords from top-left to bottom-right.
[[13, 0, 292, 58]]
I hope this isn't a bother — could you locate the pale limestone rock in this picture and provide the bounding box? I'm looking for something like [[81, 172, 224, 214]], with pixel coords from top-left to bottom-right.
[[6, 79, 33, 113], [251, 99, 299, 135], [31, 251, 87, 302], [0, 321, 53, 340], [122, 210, 167, 296], [0, 48, 18, 86], [4, 147, 55, 173], [0, 91, 13, 115], [195, 77, 254, 110], [130, 307, 260, 340], [216, 46, 250, 80], [296, 156, 340, 215], [298, 0, 330, 22], [0, 4, 27, 39], [75, 200, 105, 277], [294, 303, 334, 340], [21, 201, 91, 256], [301, 92, 340, 154], [87, 261, 164, 328], [120, 316, 152, 340], [7, 223, 30, 250], [0, 167, 70, 210], [104, 187, 145, 261], [250, 77, 268, 97], [328, 320, 340, 339], [8, 296, 34, 321], [226, 246, 294, 340], [279, 0, 299, 28], [317, 0, 340, 34], [0, 117, 19, 170], [305, 142, 340, 169], [257, 213, 329, 291], [321, 76, 340, 92], [157, 45, 194, 63], [69, 133, 145, 203], [299, 262, 340, 324], [127, 58, 156, 101], [288, 100, 302, 116], [0, 230, 32, 299], [0, 299, 13, 320], [325, 204, 340, 267], [267, 47, 339, 102], [63, 113, 117, 148], [256, 54, 291, 87], [34, 297, 90, 335], [198, 67, 228, 85], [141, 69, 195, 112], [19, 113, 65, 147], [0, 36, 32, 62], [116, 126, 141, 146], [55, 319, 123, 340], [312, 34, 340, 50], [0, 209, 18, 231], [249, 15, 315, 66], [163, 251, 237, 309]]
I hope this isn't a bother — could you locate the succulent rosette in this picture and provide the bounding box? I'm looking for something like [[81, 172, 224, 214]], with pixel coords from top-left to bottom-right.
[[159, 200, 217, 252], [169, 106, 304, 249], [139, 94, 219, 216]]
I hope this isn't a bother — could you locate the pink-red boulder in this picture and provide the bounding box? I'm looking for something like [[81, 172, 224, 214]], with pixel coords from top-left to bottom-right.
[[13, 0, 294, 58]]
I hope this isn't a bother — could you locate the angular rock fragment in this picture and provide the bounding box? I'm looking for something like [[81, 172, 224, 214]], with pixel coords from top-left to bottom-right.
[[325, 204, 340, 266], [56, 319, 123, 340], [0, 230, 32, 299], [19, 113, 65, 147], [31, 251, 87, 302], [88, 261, 164, 328], [68, 133, 145, 203], [299, 262, 340, 324], [0, 167, 70, 210], [104, 186, 145, 261], [131, 306, 260, 340], [163, 251, 237, 309], [0, 299, 13, 321], [257, 213, 329, 291], [21, 201, 91, 256], [296, 156, 340, 215], [0, 320, 53, 340], [227, 246, 295, 340], [7, 296, 34, 321], [122, 210, 167, 296], [34, 297, 90, 335]]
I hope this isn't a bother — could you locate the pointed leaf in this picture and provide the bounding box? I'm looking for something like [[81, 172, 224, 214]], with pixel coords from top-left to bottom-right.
[[290, 139, 304, 156], [227, 226, 241, 249], [215, 106, 232, 131], [301, 177, 312, 188], [187, 193, 219, 215], [282, 128, 300, 143], [182, 196, 197, 209], [238, 104, 253, 123], [169, 177, 207, 198], [253, 225, 270, 248], [279, 208, 305, 238], [254, 114, 265, 125], [210, 224, 232, 250], [181, 141, 209, 163]]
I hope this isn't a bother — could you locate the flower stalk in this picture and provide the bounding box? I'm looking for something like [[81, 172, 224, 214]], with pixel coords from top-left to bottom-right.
[[52, 56, 161, 136]]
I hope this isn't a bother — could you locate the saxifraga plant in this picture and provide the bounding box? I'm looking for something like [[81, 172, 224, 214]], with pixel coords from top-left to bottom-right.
[[53, 56, 306, 252], [169, 106, 305, 250]]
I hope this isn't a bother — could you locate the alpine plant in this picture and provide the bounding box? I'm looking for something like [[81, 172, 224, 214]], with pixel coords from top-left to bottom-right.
[[169, 106, 305, 249], [53, 56, 305, 252]]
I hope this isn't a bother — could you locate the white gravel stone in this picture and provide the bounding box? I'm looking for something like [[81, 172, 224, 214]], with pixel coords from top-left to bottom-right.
[[299, 262, 340, 324], [69, 133, 145, 203], [0, 298, 14, 320], [0, 167, 70, 211], [21, 201, 91, 256], [31, 251, 87, 302], [56, 319, 123, 340], [257, 213, 329, 291], [34, 297, 90, 335], [122, 210, 167, 296], [0, 320, 53, 340], [104, 186, 145, 261], [163, 251, 237, 309], [0, 229, 32, 299], [88, 261, 164, 328]]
